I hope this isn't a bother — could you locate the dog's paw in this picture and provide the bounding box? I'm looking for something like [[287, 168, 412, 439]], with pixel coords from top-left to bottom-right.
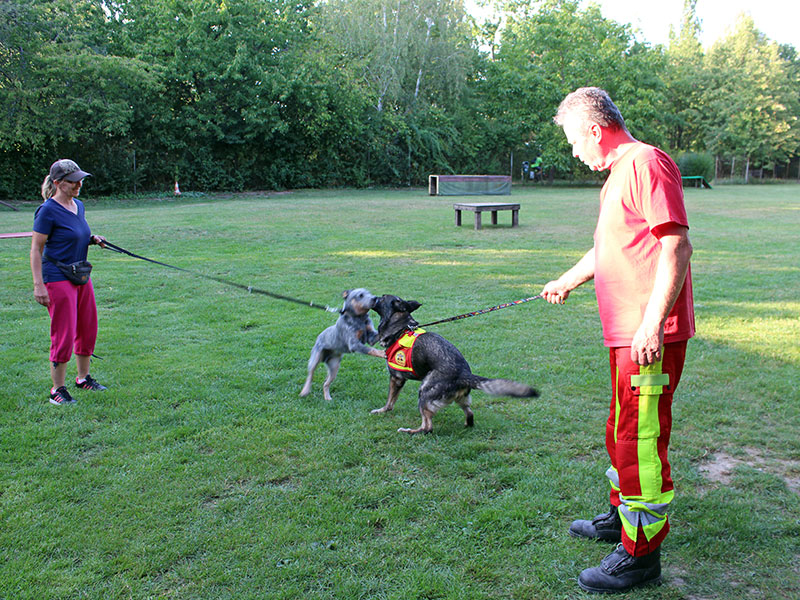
[[397, 427, 430, 434], [370, 406, 389, 414]]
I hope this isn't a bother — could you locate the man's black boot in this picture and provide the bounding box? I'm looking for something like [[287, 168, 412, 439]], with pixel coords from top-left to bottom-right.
[[578, 544, 661, 593], [568, 504, 622, 542]]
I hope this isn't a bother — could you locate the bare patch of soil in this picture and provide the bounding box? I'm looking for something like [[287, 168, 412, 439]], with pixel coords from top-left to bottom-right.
[[698, 447, 800, 494]]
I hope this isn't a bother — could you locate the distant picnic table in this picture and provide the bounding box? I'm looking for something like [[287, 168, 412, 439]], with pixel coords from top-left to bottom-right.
[[681, 176, 713, 189]]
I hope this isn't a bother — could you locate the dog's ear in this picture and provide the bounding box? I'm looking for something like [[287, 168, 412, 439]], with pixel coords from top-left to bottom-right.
[[406, 300, 422, 313], [342, 290, 351, 299]]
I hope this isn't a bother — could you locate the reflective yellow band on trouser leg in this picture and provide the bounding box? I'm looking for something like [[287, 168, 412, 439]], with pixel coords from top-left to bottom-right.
[[607, 346, 676, 551]]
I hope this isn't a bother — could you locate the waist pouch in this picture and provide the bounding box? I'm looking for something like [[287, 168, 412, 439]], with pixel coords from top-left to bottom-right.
[[43, 251, 92, 285]]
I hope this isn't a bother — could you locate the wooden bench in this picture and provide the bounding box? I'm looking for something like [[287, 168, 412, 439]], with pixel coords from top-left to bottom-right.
[[454, 202, 520, 230]]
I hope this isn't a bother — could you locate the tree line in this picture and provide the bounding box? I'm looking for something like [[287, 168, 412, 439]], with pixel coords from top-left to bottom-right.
[[1, 0, 798, 199]]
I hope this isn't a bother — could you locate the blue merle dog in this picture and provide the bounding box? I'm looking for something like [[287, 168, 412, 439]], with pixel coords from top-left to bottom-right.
[[300, 288, 384, 401]]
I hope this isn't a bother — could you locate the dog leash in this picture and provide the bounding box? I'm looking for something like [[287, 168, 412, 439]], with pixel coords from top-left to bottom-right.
[[101, 240, 341, 314], [416, 294, 543, 328]]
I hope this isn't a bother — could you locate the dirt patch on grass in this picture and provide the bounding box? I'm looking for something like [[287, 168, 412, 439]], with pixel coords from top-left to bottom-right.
[[698, 447, 800, 494]]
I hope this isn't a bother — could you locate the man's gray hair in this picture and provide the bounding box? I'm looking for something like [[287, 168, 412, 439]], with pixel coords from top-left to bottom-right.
[[554, 87, 626, 131]]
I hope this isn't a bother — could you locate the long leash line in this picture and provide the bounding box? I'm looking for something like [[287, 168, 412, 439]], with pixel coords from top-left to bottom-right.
[[416, 294, 543, 328], [101, 241, 341, 314], [99, 241, 541, 323]]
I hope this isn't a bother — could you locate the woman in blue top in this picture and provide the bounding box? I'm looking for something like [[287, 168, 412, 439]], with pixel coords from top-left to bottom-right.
[[30, 159, 108, 406]]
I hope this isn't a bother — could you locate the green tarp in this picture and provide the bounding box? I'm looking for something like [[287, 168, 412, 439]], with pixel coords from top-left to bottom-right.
[[430, 175, 511, 196]]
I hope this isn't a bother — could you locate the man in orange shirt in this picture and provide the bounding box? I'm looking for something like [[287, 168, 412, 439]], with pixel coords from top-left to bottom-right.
[[543, 87, 695, 593]]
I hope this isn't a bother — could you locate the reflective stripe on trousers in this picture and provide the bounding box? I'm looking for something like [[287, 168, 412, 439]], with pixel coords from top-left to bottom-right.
[[605, 340, 687, 556]]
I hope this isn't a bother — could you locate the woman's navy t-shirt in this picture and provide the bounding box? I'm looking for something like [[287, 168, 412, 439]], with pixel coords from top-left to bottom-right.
[[33, 198, 92, 283]]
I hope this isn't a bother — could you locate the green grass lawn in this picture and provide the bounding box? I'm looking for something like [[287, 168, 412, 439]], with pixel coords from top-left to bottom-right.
[[1, 184, 798, 599]]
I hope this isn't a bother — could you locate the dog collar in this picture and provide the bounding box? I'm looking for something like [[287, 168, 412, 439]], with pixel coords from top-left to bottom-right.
[[386, 328, 425, 377]]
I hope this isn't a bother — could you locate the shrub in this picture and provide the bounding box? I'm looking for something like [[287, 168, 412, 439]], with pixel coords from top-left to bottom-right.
[[676, 152, 715, 182]]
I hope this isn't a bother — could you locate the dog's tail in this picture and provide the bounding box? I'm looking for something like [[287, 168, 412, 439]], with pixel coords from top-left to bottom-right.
[[468, 375, 539, 398]]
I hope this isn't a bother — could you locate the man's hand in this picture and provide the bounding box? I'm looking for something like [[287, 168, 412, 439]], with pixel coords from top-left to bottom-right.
[[541, 248, 596, 305], [631, 322, 664, 366], [541, 280, 571, 305]]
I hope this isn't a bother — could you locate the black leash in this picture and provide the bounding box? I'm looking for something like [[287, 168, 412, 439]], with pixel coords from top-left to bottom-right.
[[417, 294, 543, 328], [101, 241, 341, 314]]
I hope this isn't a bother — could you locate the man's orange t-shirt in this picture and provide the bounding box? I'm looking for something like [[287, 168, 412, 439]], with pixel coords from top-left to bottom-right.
[[594, 143, 695, 347]]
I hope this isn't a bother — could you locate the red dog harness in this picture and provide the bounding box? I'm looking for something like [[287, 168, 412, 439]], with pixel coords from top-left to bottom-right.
[[386, 328, 425, 378]]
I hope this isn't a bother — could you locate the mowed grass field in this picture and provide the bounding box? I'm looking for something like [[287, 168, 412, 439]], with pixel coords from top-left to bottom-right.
[[1, 184, 798, 600]]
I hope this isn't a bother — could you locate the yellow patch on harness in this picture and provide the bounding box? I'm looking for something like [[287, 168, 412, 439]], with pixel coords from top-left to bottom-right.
[[386, 329, 426, 376]]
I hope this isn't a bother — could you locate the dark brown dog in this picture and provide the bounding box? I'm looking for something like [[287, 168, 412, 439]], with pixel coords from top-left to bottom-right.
[[370, 294, 538, 434]]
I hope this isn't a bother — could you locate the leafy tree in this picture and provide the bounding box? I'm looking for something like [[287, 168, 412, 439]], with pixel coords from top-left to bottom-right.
[[702, 15, 800, 181], [315, 0, 472, 112], [663, 0, 707, 152], [776, 43, 800, 177], [0, 0, 156, 197], [107, 0, 316, 190], [2, 0, 798, 196], [313, 0, 476, 183], [482, 0, 667, 177]]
